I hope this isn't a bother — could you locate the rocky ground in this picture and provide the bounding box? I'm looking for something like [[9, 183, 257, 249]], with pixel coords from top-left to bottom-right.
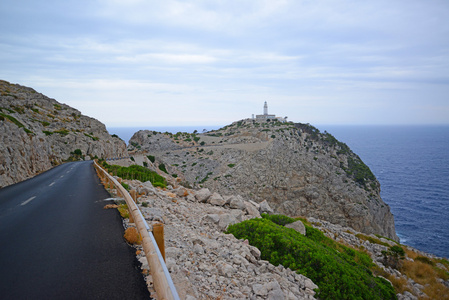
[[115, 181, 318, 300], [109, 177, 449, 300], [128, 119, 398, 242]]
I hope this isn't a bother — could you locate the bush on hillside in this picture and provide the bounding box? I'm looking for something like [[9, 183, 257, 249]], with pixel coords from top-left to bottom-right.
[[100, 161, 166, 188], [226, 217, 396, 300]]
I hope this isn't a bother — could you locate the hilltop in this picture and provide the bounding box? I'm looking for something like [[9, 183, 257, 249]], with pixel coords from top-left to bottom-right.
[[128, 119, 398, 241], [0, 80, 127, 188]]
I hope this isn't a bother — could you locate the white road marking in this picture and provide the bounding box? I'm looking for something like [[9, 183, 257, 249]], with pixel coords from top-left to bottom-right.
[[49, 182, 55, 186], [21, 196, 36, 206]]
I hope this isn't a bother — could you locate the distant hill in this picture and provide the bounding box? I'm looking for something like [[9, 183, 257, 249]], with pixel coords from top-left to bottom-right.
[[0, 80, 127, 188], [128, 119, 398, 241]]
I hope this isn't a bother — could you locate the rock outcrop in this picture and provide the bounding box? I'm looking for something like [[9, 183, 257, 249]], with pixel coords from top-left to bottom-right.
[[0, 80, 127, 188], [121, 180, 318, 299], [129, 119, 399, 241]]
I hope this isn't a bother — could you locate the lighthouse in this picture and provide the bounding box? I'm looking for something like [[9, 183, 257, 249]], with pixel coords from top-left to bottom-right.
[[255, 102, 276, 121]]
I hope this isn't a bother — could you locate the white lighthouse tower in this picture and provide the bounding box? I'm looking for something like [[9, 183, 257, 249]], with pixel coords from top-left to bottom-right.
[[256, 101, 276, 121]]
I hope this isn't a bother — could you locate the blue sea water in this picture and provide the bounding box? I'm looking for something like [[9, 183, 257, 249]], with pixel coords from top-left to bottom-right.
[[320, 125, 449, 258], [108, 125, 449, 258]]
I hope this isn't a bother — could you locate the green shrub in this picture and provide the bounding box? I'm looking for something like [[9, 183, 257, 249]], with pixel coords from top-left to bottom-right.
[[143, 161, 148, 167], [345, 156, 376, 187], [227, 163, 235, 168], [73, 149, 82, 156], [130, 156, 135, 162], [54, 129, 69, 136], [121, 182, 130, 191], [42, 130, 53, 136], [227, 217, 396, 300], [147, 155, 155, 163], [158, 163, 168, 174], [100, 161, 167, 188], [415, 256, 435, 266], [261, 213, 295, 226]]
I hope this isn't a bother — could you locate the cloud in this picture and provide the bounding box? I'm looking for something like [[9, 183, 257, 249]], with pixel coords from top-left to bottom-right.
[[1, 0, 449, 126]]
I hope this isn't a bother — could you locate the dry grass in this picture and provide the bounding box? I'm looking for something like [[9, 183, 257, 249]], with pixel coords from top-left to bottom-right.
[[387, 275, 412, 295], [422, 282, 449, 300], [402, 259, 435, 283], [103, 204, 118, 209], [399, 259, 449, 299], [117, 204, 129, 218], [405, 248, 419, 260], [124, 227, 141, 244]]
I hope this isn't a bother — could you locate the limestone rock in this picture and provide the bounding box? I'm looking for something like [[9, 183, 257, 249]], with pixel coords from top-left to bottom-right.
[[259, 200, 274, 214], [0, 80, 127, 188], [195, 188, 212, 203], [244, 201, 261, 217], [285, 220, 306, 235], [229, 195, 246, 210], [208, 192, 226, 206]]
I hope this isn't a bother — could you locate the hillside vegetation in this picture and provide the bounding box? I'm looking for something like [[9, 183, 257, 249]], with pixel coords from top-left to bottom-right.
[[227, 214, 396, 299], [128, 118, 398, 241]]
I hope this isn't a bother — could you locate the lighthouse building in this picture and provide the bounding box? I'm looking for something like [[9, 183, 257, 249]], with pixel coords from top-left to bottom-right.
[[255, 101, 285, 122]]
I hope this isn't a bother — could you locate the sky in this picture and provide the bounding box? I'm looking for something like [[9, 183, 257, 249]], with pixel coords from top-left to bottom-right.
[[1, 0, 448, 127]]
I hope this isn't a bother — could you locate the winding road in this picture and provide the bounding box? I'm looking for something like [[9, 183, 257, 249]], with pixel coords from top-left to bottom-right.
[[0, 161, 150, 299]]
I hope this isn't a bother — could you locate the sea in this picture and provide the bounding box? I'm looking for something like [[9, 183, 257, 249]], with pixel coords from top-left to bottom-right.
[[108, 125, 449, 258]]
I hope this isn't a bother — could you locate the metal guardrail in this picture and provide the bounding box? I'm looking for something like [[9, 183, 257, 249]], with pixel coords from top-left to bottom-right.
[[93, 160, 180, 300]]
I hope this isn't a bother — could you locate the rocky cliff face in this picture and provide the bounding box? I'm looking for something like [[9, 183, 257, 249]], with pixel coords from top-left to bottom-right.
[[129, 119, 398, 241], [0, 80, 127, 188]]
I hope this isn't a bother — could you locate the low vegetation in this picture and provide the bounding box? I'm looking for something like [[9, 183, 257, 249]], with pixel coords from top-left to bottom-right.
[[124, 227, 141, 244], [227, 214, 396, 300], [98, 160, 167, 188]]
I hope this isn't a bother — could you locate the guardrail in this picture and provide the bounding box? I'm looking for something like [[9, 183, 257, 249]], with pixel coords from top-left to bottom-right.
[[93, 160, 180, 300]]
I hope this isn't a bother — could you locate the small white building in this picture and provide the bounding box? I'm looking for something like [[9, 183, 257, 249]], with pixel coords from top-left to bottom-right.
[[254, 101, 286, 122]]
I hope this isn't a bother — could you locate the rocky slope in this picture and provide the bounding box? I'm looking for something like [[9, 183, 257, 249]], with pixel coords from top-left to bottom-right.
[[129, 119, 398, 241], [0, 80, 127, 188], [112, 173, 448, 300]]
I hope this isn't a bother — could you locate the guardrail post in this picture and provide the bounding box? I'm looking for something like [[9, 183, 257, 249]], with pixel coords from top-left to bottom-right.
[[130, 190, 137, 203], [128, 210, 134, 223], [153, 223, 165, 262]]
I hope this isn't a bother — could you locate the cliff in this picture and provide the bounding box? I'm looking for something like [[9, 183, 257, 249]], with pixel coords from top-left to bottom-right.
[[0, 80, 127, 188], [129, 119, 399, 241]]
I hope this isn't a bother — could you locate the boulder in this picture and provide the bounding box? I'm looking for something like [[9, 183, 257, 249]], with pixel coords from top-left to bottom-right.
[[229, 195, 246, 210], [285, 220, 306, 235], [259, 200, 274, 214], [218, 214, 238, 231], [208, 192, 226, 206], [244, 201, 261, 217], [195, 188, 212, 203]]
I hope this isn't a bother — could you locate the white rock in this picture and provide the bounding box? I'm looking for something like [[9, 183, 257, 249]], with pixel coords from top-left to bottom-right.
[[285, 220, 306, 235], [229, 195, 246, 210], [203, 214, 220, 224], [245, 201, 261, 217], [252, 283, 268, 297], [208, 192, 226, 206], [218, 214, 238, 231], [259, 200, 274, 214], [195, 188, 212, 203]]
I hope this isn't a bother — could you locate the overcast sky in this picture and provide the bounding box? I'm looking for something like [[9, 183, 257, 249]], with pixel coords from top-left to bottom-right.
[[1, 0, 448, 127]]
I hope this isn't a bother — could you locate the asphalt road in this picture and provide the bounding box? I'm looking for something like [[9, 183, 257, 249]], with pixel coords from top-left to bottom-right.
[[0, 161, 150, 299]]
